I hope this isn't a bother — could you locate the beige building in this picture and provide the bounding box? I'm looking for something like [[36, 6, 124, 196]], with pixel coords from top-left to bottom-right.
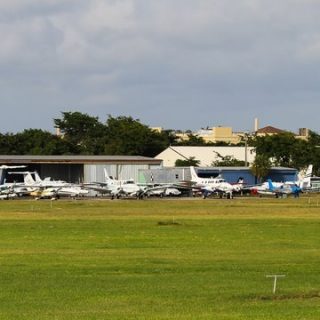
[[152, 122, 310, 143], [150, 127, 163, 133], [195, 127, 242, 144], [255, 126, 310, 140], [296, 128, 310, 140], [255, 126, 286, 136], [174, 126, 243, 144], [156, 146, 255, 167]]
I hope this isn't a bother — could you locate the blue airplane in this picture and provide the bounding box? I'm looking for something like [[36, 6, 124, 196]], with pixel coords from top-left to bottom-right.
[[267, 179, 302, 198]]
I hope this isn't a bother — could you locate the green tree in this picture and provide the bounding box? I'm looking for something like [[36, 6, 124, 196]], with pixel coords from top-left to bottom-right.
[[0, 133, 17, 154], [103, 115, 171, 156], [54, 112, 106, 154], [0, 130, 75, 155], [251, 132, 311, 169], [250, 154, 272, 183], [173, 134, 207, 146], [17, 129, 76, 155], [212, 155, 245, 167], [175, 157, 200, 167], [305, 131, 320, 175]]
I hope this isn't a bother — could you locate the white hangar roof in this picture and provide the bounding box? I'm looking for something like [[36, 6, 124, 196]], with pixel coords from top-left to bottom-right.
[[155, 146, 255, 167]]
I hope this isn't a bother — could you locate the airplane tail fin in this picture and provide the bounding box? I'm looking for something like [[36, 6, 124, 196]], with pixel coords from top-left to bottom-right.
[[232, 177, 244, 191], [237, 177, 244, 184], [104, 168, 113, 182], [305, 164, 313, 179], [267, 179, 274, 191], [301, 164, 313, 189], [24, 172, 36, 185], [190, 166, 199, 182], [34, 171, 42, 183]]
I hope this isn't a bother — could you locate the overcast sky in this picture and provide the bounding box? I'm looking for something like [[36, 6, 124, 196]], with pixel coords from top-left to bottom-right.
[[1, 0, 320, 134]]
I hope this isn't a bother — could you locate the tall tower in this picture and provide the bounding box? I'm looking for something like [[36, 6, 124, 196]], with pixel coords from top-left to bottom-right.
[[254, 118, 259, 132]]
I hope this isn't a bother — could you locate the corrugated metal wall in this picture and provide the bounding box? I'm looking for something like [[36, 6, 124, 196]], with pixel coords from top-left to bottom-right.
[[4, 164, 83, 183], [83, 164, 154, 183], [139, 167, 298, 185], [139, 168, 191, 184], [1, 161, 161, 185]]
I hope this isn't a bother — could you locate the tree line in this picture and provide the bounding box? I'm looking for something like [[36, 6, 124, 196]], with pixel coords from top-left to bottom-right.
[[250, 131, 320, 178], [0, 111, 319, 175], [0, 112, 240, 157]]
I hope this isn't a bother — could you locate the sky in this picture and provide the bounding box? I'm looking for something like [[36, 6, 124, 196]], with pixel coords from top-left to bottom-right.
[[1, 0, 320, 134]]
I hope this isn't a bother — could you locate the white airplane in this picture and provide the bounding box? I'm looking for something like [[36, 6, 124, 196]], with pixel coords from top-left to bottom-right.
[[8, 171, 88, 199], [85, 168, 146, 199], [0, 165, 26, 170], [87, 169, 185, 199], [0, 184, 18, 200], [144, 184, 182, 197], [0, 165, 29, 199], [190, 166, 242, 199], [296, 164, 313, 190]]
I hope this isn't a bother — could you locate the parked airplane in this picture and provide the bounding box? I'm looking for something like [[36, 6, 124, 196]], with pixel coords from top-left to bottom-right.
[[85, 168, 146, 199], [0, 165, 29, 198], [296, 164, 313, 190], [144, 184, 182, 197], [0, 165, 26, 170], [249, 181, 283, 195], [0, 184, 18, 200], [87, 169, 189, 199], [190, 166, 243, 198], [250, 164, 313, 196], [8, 171, 88, 199], [265, 179, 302, 198]]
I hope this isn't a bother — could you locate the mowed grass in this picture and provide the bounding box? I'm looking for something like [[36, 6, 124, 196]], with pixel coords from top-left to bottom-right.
[[0, 197, 319, 319]]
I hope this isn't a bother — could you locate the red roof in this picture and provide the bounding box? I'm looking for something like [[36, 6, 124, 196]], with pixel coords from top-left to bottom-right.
[[256, 126, 286, 134]]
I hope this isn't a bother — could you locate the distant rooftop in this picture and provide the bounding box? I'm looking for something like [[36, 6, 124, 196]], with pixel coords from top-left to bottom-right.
[[256, 126, 286, 134]]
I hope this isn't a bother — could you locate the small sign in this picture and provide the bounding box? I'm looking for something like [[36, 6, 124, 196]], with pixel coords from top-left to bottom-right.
[[266, 275, 286, 294]]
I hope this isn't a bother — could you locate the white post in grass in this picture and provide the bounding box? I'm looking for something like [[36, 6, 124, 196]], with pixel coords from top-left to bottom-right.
[[266, 275, 285, 294]]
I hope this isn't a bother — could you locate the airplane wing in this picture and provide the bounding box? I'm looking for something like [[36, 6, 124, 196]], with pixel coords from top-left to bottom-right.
[[82, 183, 111, 194], [0, 165, 26, 170]]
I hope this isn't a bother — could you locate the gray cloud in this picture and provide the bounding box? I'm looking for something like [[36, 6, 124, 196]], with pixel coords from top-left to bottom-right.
[[1, 0, 320, 133]]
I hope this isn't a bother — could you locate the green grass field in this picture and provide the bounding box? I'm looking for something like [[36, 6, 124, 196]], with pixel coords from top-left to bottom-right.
[[0, 197, 319, 319]]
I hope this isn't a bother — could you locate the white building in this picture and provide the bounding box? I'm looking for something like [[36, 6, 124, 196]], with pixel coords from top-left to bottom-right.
[[156, 146, 255, 167]]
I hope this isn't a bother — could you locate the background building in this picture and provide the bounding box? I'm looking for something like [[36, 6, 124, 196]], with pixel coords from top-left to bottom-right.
[[139, 167, 298, 185], [156, 146, 255, 167], [195, 126, 242, 144], [0, 155, 162, 184]]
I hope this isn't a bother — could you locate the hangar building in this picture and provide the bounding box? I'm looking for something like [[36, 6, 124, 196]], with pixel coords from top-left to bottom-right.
[[0, 155, 298, 188], [0, 155, 162, 184], [139, 166, 298, 185]]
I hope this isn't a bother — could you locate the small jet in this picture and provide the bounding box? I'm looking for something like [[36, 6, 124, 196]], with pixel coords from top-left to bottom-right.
[[8, 171, 88, 199]]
